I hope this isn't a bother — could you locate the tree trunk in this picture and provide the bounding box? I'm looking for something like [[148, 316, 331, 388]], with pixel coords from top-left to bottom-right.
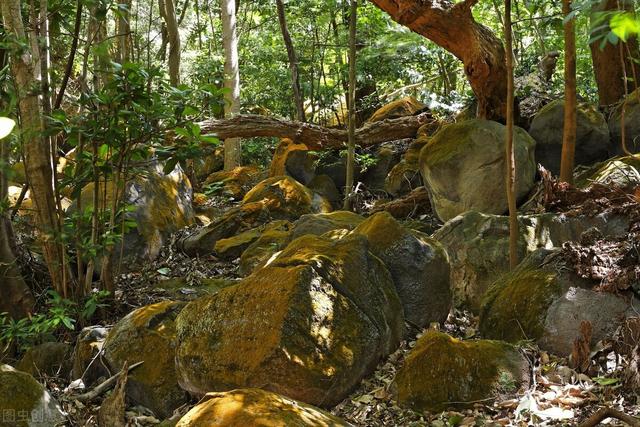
[[198, 112, 433, 150], [504, 0, 518, 269], [276, 0, 305, 122], [0, 119, 34, 319], [2, 0, 69, 296], [344, 0, 357, 209], [159, 0, 181, 86], [370, 0, 508, 121], [560, 0, 577, 184], [221, 0, 241, 170], [590, 0, 639, 106], [117, 0, 132, 63]]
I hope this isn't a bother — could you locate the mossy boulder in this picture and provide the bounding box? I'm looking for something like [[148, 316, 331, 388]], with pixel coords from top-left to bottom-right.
[[103, 301, 188, 418], [433, 210, 630, 311], [214, 227, 263, 260], [71, 162, 194, 269], [243, 176, 332, 218], [395, 331, 527, 413], [361, 145, 402, 191], [609, 89, 640, 155], [194, 146, 225, 181], [154, 277, 238, 301], [0, 364, 65, 427], [480, 249, 638, 356], [203, 165, 262, 199], [70, 326, 109, 385], [175, 388, 352, 427], [367, 96, 425, 123], [16, 342, 72, 378], [529, 100, 611, 174], [290, 211, 365, 241], [269, 138, 310, 178], [307, 175, 342, 209], [420, 120, 536, 222], [238, 223, 293, 275], [351, 212, 451, 327], [176, 234, 403, 407], [384, 138, 429, 196], [575, 155, 640, 188]]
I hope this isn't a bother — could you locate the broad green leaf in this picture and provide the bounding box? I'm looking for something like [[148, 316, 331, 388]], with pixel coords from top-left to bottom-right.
[[611, 13, 640, 42]]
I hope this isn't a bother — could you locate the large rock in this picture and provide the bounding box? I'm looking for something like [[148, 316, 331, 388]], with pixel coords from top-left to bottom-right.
[[367, 96, 425, 123], [529, 100, 611, 174], [243, 176, 332, 218], [238, 222, 293, 275], [384, 138, 429, 196], [361, 144, 402, 191], [203, 166, 262, 199], [103, 301, 188, 418], [351, 212, 451, 327], [420, 120, 536, 222], [70, 326, 109, 385], [609, 89, 640, 155], [433, 210, 630, 311], [269, 138, 309, 178], [480, 249, 639, 356], [176, 234, 403, 407], [0, 364, 65, 426], [575, 155, 640, 189], [16, 342, 72, 378], [290, 211, 364, 241], [175, 388, 352, 427], [72, 163, 194, 268], [182, 176, 330, 255], [395, 331, 527, 413]]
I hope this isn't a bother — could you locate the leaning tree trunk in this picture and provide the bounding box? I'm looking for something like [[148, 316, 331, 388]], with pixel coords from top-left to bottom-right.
[[370, 0, 508, 121], [590, 0, 639, 106], [504, 0, 518, 269], [221, 0, 242, 170], [344, 0, 357, 210], [2, 0, 69, 296], [159, 0, 181, 86], [560, 0, 577, 184], [276, 0, 305, 122]]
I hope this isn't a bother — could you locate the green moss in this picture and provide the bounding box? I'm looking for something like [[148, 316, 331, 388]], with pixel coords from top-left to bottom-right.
[[0, 369, 41, 422], [479, 268, 562, 343], [395, 331, 525, 412]]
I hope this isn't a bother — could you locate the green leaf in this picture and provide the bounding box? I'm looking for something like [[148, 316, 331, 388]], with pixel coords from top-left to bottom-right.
[[0, 117, 16, 140], [611, 13, 640, 42], [593, 377, 619, 386], [157, 267, 171, 276]]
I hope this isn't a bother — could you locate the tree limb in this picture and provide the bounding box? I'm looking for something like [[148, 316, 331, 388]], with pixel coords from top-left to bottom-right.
[[72, 361, 143, 402], [197, 113, 433, 151], [578, 407, 640, 427]]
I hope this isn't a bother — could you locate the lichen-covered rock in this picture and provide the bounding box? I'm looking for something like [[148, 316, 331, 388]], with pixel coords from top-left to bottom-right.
[[480, 249, 638, 356], [609, 89, 640, 155], [71, 162, 194, 269], [395, 331, 527, 413], [420, 120, 536, 222], [103, 301, 188, 418], [269, 138, 310, 178], [575, 156, 640, 188], [176, 234, 403, 407], [194, 146, 224, 181], [203, 166, 262, 199], [361, 145, 402, 191], [384, 138, 428, 196], [367, 96, 425, 123], [433, 210, 630, 311], [238, 223, 293, 275], [70, 326, 109, 385], [0, 364, 65, 427], [16, 342, 71, 378], [307, 175, 342, 209], [290, 211, 364, 241], [214, 227, 263, 260], [154, 277, 238, 301], [243, 176, 332, 218], [529, 100, 611, 174], [285, 150, 317, 185], [351, 212, 451, 327], [175, 388, 352, 427]]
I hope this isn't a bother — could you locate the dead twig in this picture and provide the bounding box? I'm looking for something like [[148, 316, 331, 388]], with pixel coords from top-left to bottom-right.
[[578, 407, 640, 427], [72, 361, 143, 402]]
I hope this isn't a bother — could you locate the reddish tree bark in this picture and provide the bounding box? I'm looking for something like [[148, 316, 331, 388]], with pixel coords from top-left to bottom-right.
[[590, 0, 639, 106], [370, 0, 508, 121]]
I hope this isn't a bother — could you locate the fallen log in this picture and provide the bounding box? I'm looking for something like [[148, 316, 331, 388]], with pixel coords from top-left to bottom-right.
[[197, 112, 434, 150]]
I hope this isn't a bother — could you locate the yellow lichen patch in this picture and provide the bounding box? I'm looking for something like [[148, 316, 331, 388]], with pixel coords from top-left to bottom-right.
[[175, 388, 351, 427], [395, 331, 527, 413], [215, 227, 263, 260], [269, 138, 309, 178], [243, 176, 330, 218], [103, 300, 188, 418], [479, 268, 561, 343], [205, 165, 262, 198], [367, 96, 425, 123]]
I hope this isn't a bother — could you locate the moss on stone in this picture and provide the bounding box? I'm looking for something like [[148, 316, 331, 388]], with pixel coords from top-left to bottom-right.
[[367, 96, 425, 123], [479, 267, 562, 343], [395, 331, 526, 413]]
